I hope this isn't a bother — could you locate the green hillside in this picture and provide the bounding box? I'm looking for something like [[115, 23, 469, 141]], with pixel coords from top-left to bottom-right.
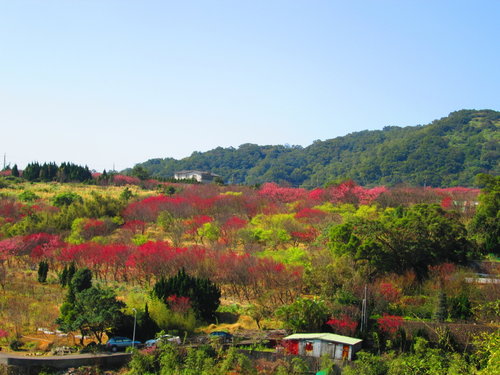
[[137, 109, 499, 187]]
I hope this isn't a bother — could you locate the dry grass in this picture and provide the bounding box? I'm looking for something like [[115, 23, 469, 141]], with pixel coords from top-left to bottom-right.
[[2, 181, 155, 201]]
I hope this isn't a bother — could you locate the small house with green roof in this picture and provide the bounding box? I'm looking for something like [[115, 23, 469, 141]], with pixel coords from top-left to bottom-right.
[[282, 333, 362, 360]]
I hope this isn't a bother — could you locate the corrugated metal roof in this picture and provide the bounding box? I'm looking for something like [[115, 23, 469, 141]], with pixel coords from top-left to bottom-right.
[[283, 333, 362, 345]]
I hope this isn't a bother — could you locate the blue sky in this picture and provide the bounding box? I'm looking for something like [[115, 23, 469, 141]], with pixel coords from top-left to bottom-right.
[[1, 0, 499, 172]]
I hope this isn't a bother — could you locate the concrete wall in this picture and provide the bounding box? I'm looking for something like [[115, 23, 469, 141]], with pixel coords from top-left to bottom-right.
[[0, 353, 131, 375]]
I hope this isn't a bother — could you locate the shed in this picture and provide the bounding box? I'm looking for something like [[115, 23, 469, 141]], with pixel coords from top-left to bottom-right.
[[282, 333, 362, 360]]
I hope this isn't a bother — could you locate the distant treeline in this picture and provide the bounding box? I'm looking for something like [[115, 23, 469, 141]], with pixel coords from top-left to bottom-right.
[[135, 109, 499, 187], [22, 162, 92, 182]]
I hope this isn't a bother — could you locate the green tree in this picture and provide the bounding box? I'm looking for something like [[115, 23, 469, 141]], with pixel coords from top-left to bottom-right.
[[11, 164, 19, 177], [18, 190, 40, 202], [343, 351, 388, 375], [469, 174, 500, 255], [138, 303, 159, 342], [473, 330, 500, 375], [152, 268, 221, 321], [57, 286, 125, 344], [327, 204, 471, 278], [66, 267, 92, 303], [37, 260, 49, 283], [120, 187, 134, 201], [275, 297, 328, 332], [51, 192, 83, 207], [130, 165, 151, 181]]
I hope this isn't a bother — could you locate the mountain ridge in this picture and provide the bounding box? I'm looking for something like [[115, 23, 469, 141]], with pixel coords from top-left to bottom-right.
[[135, 109, 499, 187]]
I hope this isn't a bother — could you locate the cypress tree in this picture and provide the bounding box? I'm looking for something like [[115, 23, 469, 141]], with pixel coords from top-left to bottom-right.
[[11, 164, 19, 177], [37, 260, 49, 283]]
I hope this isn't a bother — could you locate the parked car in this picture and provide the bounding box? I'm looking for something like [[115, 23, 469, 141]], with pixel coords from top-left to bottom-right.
[[144, 334, 181, 348], [106, 337, 142, 352], [209, 331, 233, 343]]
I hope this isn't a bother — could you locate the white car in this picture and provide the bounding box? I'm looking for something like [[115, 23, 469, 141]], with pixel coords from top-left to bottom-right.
[[144, 334, 181, 348]]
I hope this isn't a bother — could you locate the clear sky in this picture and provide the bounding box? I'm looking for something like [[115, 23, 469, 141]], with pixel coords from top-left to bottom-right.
[[1, 0, 499, 172]]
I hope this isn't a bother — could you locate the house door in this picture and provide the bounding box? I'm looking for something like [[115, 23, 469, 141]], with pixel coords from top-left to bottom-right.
[[285, 340, 299, 355], [342, 345, 350, 360]]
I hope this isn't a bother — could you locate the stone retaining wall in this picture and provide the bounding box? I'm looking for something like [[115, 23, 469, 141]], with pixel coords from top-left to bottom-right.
[[0, 353, 131, 375]]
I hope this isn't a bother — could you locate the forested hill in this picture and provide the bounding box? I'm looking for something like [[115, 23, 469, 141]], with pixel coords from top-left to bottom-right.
[[137, 109, 499, 187]]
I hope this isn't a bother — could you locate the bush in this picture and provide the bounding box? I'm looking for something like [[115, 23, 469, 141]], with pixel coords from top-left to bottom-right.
[[9, 339, 23, 351], [52, 192, 83, 207], [18, 190, 40, 202]]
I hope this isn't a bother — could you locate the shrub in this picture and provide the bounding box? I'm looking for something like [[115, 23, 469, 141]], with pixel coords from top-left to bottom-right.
[[9, 339, 23, 351]]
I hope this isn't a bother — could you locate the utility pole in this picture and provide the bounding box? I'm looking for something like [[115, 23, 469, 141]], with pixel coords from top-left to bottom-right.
[[360, 284, 368, 332], [132, 308, 137, 348], [3, 153, 5, 170]]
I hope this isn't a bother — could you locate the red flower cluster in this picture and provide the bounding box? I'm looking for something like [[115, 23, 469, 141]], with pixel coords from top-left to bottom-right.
[[378, 282, 401, 303], [166, 295, 191, 314], [326, 314, 358, 336], [377, 314, 403, 335]]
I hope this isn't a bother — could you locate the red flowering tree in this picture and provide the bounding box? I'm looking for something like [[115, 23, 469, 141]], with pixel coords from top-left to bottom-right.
[[113, 174, 141, 186], [123, 195, 189, 222], [126, 241, 191, 284], [377, 314, 403, 336], [377, 282, 402, 304], [220, 216, 247, 245], [0, 329, 9, 339], [0, 197, 25, 223], [184, 215, 213, 243], [258, 183, 307, 203], [326, 314, 358, 336], [122, 220, 146, 234], [294, 208, 326, 222], [166, 295, 191, 314], [291, 227, 319, 245]]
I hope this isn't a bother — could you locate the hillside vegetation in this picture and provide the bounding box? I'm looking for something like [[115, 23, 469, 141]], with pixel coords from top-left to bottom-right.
[[137, 109, 499, 187], [0, 174, 498, 374]]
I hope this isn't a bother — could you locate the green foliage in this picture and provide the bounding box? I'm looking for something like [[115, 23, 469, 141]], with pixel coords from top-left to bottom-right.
[[9, 339, 23, 351], [152, 268, 221, 321], [469, 174, 500, 255], [249, 213, 299, 247], [386, 337, 474, 375], [23, 162, 92, 182], [11, 164, 19, 177], [138, 304, 160, 341], [132, 234, 149, 246], [256, 246, 309, 267], [135, 110, 499, 187], [473, 330, 500, 375], [127, 344, 257, 375], [326, 204, 472, 277], [58, 286, 126, 344], [37, 260, 49, 283], [197, 222, 220, 243], [120, 187, 134, 201], [18, 190, 40, 202], [52, 192, 83, 207], [448, 292, 472, 320], [343, 351, 388, 375], [70, 268, 92, 294], [59, 262, 77, 287], [433, 291, 448, 322], [275, 297, 328, 332], [130, 165, 151, 181]]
